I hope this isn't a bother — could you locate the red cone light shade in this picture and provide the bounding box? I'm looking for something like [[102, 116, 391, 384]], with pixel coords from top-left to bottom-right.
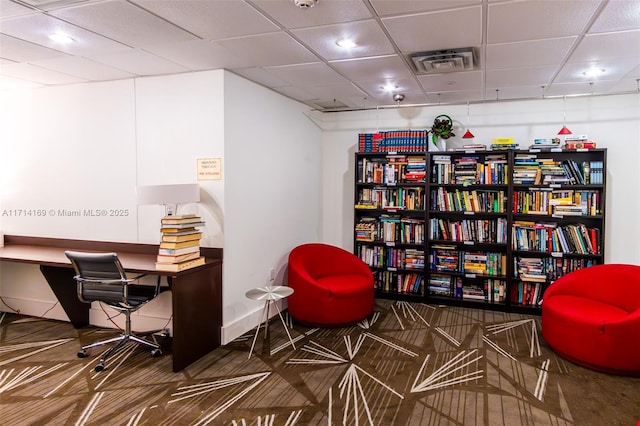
[[462, 129, 475, 139], [557, 125, 572, 135]]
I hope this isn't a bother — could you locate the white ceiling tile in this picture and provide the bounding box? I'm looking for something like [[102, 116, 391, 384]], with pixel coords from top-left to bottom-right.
[[29, 55, 134, 80], [217, 32, 317, 67], [303, 81, 368, 99], [49, 1, 198, 47], [292, 20, 395, 60], [0, 34, 69, 62], [130, 0, 279, 40], [607, 76, 640, 93], [265, 62, 346, 86], [383, 6, 482, 53], [488, 0, 601, 43], [370, 0, 481, 17], [428, 90, 484, 104], [555, 59, 639, 83], [0, 74, 44, 90], [0, 0, 38, 18], [568, 30, 640, 62], [486, 66, 556, 88], [545, 81, 619, 97], [273, 85, 318, 102], [144, 40, 253, 71], [0, 61, 86, 84], [252, 0, 372, 29], [230, 67, 291, 88], [0, 12, 131, 55], [589, 0, 640, 34], [486, 37, 576, 70], [354, 77, 423, 99], [330, 55, 414, 81], [92, 49, 190, 76], [417, 70, 483, 93], [484, 85, 546, 101]]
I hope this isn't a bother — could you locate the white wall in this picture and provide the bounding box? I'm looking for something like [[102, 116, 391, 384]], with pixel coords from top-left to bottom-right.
[[319, 94, 640, 265], [0, 69, 323, 344], [221, 71, 322, 342]]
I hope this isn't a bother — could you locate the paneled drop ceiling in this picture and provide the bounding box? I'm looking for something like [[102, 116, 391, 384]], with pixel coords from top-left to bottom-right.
[[1, 0, 639, 111]]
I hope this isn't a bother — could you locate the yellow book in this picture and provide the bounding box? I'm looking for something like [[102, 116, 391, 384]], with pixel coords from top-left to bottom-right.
[[159, 239, 200, 250], [155, 257, 205, 272]]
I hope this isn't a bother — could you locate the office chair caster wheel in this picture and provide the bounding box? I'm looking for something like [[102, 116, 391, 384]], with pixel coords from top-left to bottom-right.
[[151, 348, 162, 357], [77, 350, 87, 358], [94, 363, 105, 372]]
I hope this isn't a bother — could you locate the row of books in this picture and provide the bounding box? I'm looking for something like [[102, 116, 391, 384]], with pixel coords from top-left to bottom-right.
[[155, 214, 205, 272], [430, 247, 507, 276], [356, 244, 425, 270], [357, 155, 426, 184], [514, 154, 599, 185], [430, 187, 507, 213], [430, 153, 509, 185], [490, 137, 519, 151], [355, 187, 426, 210], [355, 216, 425, 244], [358, 131, 429, 153], [511, 221, 600, 254], [429, 217, 509, 244], [373, 270, 422, 294], [510, 281, 543, 306], [512, 189, 601, 216], [514, 256, 595, 282], [428, 274, 506, 303]]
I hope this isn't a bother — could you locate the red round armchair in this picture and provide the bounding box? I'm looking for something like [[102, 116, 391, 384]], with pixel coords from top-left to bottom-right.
[[287, 243, 374, 327], [542, 263, 640, 376]]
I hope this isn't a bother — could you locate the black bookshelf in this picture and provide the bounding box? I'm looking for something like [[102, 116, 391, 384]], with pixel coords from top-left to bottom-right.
[[354, 144, 607, 315]]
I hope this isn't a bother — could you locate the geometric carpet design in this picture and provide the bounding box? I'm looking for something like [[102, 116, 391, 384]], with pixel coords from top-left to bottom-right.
[[1, 298, 639, 425]]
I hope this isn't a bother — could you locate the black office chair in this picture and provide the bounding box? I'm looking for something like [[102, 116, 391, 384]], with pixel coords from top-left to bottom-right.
[[65, 250, 164, 372]]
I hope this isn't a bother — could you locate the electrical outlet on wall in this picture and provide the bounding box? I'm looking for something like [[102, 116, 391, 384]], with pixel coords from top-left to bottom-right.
[[269, 268, 275, 281]]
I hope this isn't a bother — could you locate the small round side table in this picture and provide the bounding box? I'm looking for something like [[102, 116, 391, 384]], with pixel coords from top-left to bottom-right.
[[245, 285, 295, 359]]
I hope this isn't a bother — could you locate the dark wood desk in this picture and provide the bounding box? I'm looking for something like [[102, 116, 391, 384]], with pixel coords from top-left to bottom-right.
[[0, 235, 223, 372]]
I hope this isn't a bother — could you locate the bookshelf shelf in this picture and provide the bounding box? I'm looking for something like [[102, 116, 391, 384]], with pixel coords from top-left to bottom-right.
[[354, 140, 607, 314]]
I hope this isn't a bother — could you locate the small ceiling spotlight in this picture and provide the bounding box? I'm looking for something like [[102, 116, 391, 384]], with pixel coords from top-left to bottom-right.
[[393, 93, 405, 104], [336, 39, 356, 48], [48, 33, 74, 43], [583, 68, 605, 78], [293, 0, 318, 8]]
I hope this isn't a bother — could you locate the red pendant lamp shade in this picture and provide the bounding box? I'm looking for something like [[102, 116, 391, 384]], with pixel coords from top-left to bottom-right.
[[558, 125, 572, 135], [558, 96, 572, 135], [462, 102, 474, 139]]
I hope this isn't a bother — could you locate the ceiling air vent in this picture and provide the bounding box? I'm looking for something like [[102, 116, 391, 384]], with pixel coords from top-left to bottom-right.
[[410, 48, 476, 74]]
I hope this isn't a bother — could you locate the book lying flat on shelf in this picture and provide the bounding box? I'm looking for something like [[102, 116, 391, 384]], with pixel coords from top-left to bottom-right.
[[155, 256, 205, 272], [161, 215, 203, 225], [158, 245, 200, 256], [161, 232, 202, 243], [156, 251, 201, 264], [160, 239, 200, 250]]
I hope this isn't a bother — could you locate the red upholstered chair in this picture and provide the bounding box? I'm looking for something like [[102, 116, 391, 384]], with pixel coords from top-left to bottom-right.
[[542, 264, 640, 376], [287, 243, 374, 327]]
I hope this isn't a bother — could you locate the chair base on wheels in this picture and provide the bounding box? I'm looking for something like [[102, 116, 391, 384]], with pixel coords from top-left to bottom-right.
[[78, 331, 164, 372]]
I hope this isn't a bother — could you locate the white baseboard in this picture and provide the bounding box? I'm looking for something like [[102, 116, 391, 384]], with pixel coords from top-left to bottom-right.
[[221, 299, 287, 345]]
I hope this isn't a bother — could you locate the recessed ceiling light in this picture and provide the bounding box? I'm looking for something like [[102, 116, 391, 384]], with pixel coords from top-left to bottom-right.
[[336, 39, 357, 48], [48, 33, 74, 43], [382, 84, 397, 92], [582, 68, 605, 78]]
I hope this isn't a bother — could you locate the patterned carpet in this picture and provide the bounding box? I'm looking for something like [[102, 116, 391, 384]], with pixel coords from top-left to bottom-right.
[[1, 299, 639, 425]]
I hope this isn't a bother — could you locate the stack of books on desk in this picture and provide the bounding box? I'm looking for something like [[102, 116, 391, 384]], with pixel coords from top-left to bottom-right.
[[155, 214, 206, 272]]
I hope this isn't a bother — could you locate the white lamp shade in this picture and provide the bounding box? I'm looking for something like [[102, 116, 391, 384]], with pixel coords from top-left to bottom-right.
[[137, 184, 200, 205]]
